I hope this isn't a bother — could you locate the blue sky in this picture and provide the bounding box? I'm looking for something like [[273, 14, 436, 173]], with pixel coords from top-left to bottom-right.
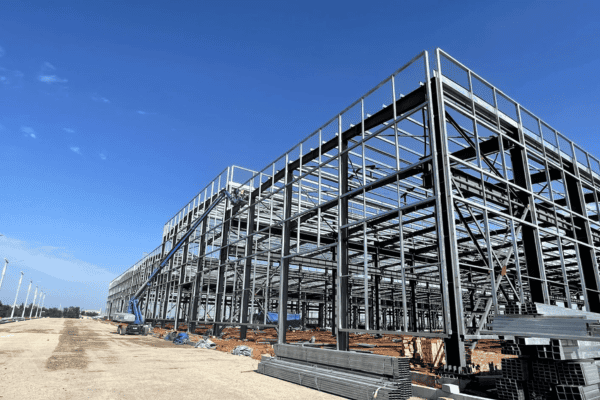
[[1, 0, 599, 310]]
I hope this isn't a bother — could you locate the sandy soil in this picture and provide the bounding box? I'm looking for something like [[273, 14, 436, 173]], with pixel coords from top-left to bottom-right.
[[0, 318, 342, 400], [0, 319, 425, 400]]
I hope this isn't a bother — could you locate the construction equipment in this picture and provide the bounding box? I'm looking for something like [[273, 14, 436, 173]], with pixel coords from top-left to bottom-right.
[[114, 189, 244, 335]]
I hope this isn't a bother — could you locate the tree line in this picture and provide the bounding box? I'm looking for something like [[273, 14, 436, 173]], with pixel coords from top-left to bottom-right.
[[0, 301, 81, 318]]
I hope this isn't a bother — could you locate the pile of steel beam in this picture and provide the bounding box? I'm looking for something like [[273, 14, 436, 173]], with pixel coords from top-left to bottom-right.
[[273, 344, 410, 380], [538, 340, 600, 360], [531, 359, 558, 384], [495, 336, 600, 400], [500, 358, 528, 381], [501, 341, 523, 356], [556, 384, 600, 400], [558, 361, 600, 386], [257, 344, 412, 400], [491, 302, 600, 343], [496, 377, 526, 400], [489, 314, 599, 340]]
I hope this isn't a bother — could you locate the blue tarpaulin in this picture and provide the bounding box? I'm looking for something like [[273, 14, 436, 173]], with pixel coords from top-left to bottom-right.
[[263, 312, 300, 323], [173, 332, 189, 345]]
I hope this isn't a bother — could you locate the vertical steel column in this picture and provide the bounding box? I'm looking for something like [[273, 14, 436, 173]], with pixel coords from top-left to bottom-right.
[[323, 271, 328, 328], [337, 115, 349, 349], [431, 52, 467, 367], [301, 297, 307, 329], [174, 236, 190, 330], [331, 250, 337, 335], [373, 248, 381, 331], [509, 126, 548, 304], [318, 301, 324, 328], [277, 160, 293, 344], [161, 231, 177, 323], [161, 279, 171, 323], [374, 274, 381, 331], [214, 197, 231, 336], [565, 146, 600, 312], [189, 217, 209, 333], [410, 280, 417, 330], [240, 193, 257, 340]]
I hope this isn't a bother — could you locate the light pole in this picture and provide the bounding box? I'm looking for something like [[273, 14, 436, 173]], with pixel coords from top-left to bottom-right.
[[10, 272, 24, 318], [29, 287, 38, 319], [0, 258, 8, 292], [21, 281, 32, 318], [33, 292, 43, 318], [37, 293, 46, 318]]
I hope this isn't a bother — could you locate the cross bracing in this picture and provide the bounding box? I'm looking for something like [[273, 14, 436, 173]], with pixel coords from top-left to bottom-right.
[[106, 49, 600, 367]]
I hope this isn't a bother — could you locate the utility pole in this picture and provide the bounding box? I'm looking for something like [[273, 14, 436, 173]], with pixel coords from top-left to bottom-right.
[[10, 272, 24, 318], [37, 293, 46, 318], [21, 281, 32, 318], [0, 258, 8, 293], [29, 287, 38, 319]]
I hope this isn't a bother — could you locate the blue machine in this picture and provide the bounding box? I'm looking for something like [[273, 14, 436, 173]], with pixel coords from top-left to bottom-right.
[[116, 189, 243, 335]]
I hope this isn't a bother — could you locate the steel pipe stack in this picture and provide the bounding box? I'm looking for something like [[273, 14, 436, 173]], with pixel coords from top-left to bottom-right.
[[258, 344, 412, 400], [491, 303, 600, 400]]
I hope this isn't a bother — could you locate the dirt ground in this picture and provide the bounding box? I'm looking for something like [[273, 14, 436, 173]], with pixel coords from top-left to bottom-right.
[[152, 323, 508, 374], [0, 319, 424, 400]]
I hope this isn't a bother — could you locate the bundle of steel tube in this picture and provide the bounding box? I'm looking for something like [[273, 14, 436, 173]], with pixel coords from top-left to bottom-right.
[[273, 344, 410, 380], [558, 361, 600, 387], [496, 335, 600, 400], [258, 357, 412, 400], [257, 344, 412, 399], [488, 314, 600, 340], [556, 384, 600, 400]]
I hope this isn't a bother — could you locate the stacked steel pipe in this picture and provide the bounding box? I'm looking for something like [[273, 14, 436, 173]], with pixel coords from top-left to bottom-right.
[[258, 343, 412, 400], [492, 303, 600, 400]]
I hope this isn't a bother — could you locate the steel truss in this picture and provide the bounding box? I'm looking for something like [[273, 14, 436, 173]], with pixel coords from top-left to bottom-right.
[[106, 49, 600, 367]]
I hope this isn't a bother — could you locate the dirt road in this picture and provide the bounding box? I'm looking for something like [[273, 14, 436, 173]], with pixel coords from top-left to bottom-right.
[[0, 318, 341, 400]]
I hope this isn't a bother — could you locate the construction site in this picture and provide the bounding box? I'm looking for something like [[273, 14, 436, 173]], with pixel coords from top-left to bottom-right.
[[103, 48, 600, 400]]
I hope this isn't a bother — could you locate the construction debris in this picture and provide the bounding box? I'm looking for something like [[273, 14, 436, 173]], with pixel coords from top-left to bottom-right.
[[194, 338, 217, 349], [231, 345, 253, 357]]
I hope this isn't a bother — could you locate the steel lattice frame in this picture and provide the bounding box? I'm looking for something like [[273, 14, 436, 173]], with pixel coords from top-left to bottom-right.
[[106, 49, 600, 367]]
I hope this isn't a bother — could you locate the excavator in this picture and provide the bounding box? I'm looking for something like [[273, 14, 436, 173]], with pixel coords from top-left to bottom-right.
[[113, 188, 244, 335]]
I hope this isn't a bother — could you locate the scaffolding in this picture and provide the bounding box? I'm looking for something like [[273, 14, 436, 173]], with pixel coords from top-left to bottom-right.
[[106, 49, 600, 368]]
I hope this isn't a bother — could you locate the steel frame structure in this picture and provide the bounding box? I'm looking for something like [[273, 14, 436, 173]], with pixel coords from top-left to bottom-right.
[[106, 49, 600, 367]]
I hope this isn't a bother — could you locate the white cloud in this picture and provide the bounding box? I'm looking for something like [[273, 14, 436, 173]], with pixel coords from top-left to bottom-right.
[[91, 95, 110, 103], [38, 75, 68, 84], [21, 126, 36, 138], [70, 146, 81, 155], [38, 62, 67, 85], [99, 153, 107, 160], [137, 110, 147, 115], [63, 128, 75, 133]]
